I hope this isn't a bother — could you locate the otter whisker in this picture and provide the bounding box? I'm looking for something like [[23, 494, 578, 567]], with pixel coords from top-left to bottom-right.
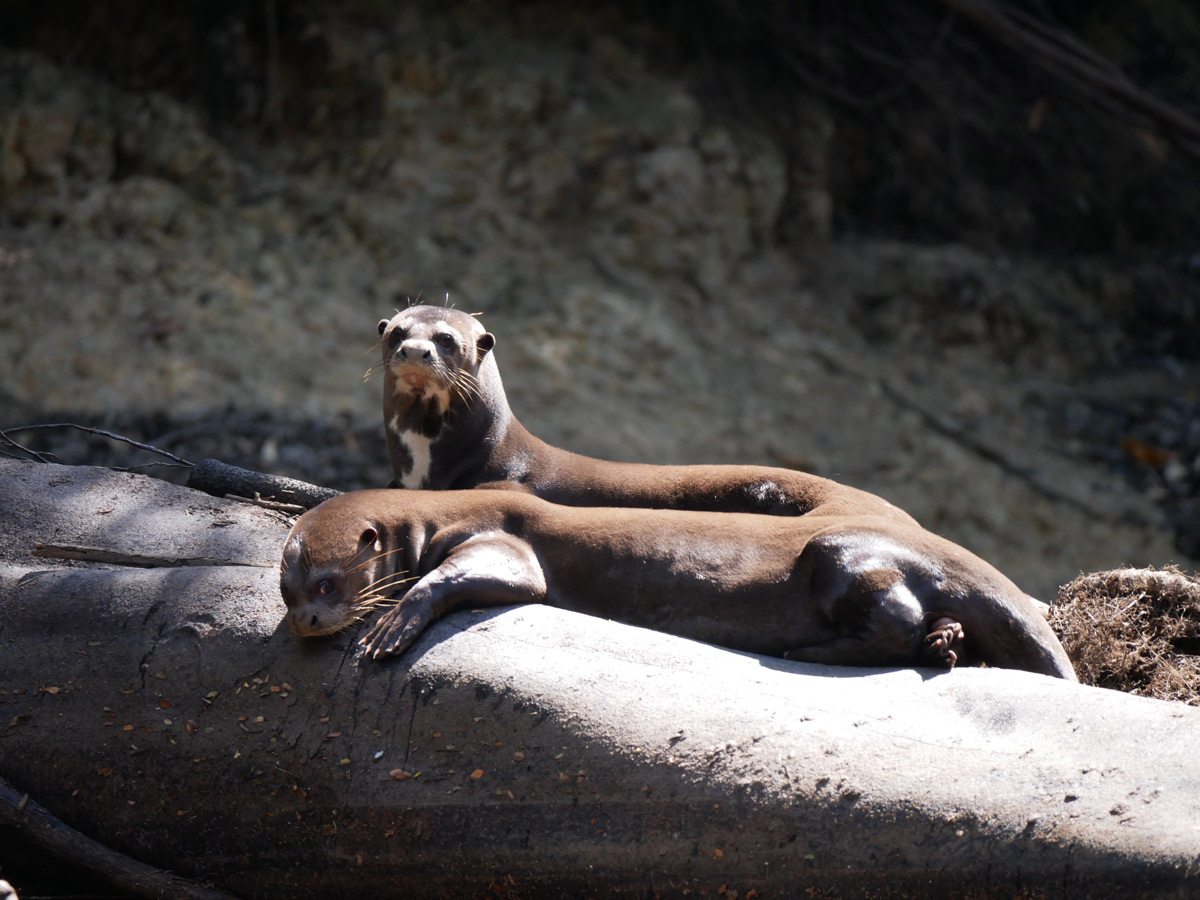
[[360, 571, 416, 597], [452, 377, 480, 400], [453, 368, 480, 388], [346, 561, 409, 587], [352, 595, 396, 609], [337, 547, 367, 571], [449, 381, 471, 406], [449, 370, 481, 405], [353, 595, 400, 613], [353, 562, 416, 593], [367, 577, 415, 599], [339, 540, 405, 572], [344, 545, 408, 576], [327, 596, 400, 635]]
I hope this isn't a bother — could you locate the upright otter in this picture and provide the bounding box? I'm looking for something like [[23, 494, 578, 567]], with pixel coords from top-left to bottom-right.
[[279, 489, 1077, 679], [377, 305, 914, 521]]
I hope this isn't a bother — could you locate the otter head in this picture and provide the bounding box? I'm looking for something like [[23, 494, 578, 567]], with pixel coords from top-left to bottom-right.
[[378, 306, 496, 412], [279, 511, 399, 638]]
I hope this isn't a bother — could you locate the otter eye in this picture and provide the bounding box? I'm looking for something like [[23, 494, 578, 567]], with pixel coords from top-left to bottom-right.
[[317, 578, 336, 596], [434, 333, 457, 352]]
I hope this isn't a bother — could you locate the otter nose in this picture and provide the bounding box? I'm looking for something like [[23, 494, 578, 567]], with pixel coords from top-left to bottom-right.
[[288, 610, 311, 635], [398, 339, 434, 363]]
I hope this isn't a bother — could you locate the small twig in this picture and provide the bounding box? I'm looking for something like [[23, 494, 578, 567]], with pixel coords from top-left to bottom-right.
[[0, 429, 55, 463], [113, 462, 198, 473], [0, 774, 241, 900], [224, 493, 307, 514], [0, 423, 194, 467], [0, 444, 41, 462], [31, 542, 274, 569]]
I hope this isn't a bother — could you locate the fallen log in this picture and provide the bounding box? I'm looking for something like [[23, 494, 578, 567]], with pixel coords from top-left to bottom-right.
[[1, 458, 1199, 899], [186, 457, 342, 510]]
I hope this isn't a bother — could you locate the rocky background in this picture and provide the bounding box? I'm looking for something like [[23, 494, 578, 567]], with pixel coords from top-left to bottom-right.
[[2, 0, 1199, 602]]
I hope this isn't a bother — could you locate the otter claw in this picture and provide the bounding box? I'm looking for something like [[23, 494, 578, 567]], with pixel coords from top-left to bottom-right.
[[359, 606, 425, 659], [923, 617, 965, 669]]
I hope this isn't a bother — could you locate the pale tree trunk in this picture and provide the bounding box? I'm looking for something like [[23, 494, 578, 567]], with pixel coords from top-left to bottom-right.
[[1, 459, 1199, 899]]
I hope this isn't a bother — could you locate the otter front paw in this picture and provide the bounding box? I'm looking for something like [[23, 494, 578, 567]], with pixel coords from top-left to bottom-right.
[[922, 616, 965, 668], [359, 602, 429, 659]]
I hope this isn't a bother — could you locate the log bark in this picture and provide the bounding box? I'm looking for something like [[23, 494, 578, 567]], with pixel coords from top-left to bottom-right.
[[186, 457, 342, 510], [2, 458, 1200, 899]]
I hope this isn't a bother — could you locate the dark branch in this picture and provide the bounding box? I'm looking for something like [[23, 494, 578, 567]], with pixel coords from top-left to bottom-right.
[[936, 0, 1200, 162], [187, 458, 342, 510], [0, 774, 242, 900], [0, 424, 193, 467]]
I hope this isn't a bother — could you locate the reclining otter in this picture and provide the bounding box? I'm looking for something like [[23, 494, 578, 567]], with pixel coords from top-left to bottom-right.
[[280, 489, 1077, 679]]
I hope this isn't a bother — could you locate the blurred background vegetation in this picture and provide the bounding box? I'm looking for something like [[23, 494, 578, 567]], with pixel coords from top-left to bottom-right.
[[1, 0, 1198, 595]]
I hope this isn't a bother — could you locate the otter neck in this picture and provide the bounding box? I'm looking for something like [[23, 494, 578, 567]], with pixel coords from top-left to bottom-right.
[[424, 353, 519, 490]]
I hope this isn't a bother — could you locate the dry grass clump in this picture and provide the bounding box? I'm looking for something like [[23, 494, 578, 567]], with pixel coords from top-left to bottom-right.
[[1049, 567, 1200, 705]]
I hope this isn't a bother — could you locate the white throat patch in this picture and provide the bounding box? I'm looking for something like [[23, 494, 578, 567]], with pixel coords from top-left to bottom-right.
[[387, 412, 436, 489], [400, 433, 433, 489]]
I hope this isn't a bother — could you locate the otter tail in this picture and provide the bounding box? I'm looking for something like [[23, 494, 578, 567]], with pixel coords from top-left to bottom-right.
[[937, 581, 1077, 681]]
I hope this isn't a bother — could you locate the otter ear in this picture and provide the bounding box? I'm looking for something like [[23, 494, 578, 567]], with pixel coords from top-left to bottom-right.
[[476, 332, 496, 360], [378, 319, 390, 336], [359, 526, 381, 552]]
